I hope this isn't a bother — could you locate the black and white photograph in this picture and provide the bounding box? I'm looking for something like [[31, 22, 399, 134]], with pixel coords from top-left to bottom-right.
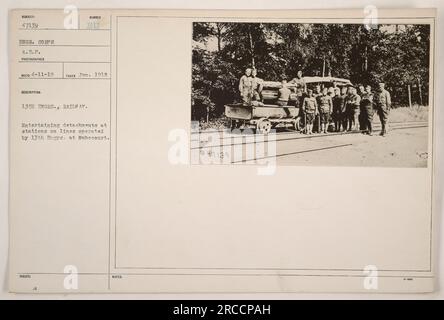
[[191, 21, 432, 167], [3, 5, 441, 299]]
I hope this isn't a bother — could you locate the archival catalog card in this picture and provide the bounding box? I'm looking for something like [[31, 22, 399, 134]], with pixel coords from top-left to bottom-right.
[[8, 8, 437, 293]]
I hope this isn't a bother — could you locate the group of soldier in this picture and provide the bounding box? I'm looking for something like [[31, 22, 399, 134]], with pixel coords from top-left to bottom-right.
[[238, 68, 392, 137], [238, 68, 264, 103], [300, 82, 392, 137]]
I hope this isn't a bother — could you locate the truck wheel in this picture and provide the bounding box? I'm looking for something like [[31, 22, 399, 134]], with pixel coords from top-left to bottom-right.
[[230, 120, 240, 131], [257, 119, 272, 134], [230, 120, 236, 131]]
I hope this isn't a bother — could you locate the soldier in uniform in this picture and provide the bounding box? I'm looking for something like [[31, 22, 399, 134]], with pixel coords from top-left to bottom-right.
[[340, 87, 349, 131], [332, 87, 345, 132], [290, 70, 307, 109], [251, 68, 264, 102], [345, 87, 361, 131], [358, 85, 367, 130], [374, 82, 392, 136], [318, 87, 333, 134], [290, 70, 307, 94], [360, 85, 375, 135], [313, 85, 322, 132], [239, 68, 253, 105], [343, 86, 351, 131], [302, 89, 318, 135], [277, 79, 292, 106]]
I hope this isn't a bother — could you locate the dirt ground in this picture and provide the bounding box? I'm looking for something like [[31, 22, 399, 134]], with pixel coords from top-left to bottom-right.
[[273, 126, 429, 167], [197, 107, 430, 168]]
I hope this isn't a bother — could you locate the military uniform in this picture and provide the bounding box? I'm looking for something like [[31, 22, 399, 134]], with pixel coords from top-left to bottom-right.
[[318, 94, 333, 125], [313, 91, 322, 131], [345, 93, 361, 131], [374, 89, 392, 135], [303, 97, 317, 124], [251, 76, 264, 102], [277, 86, 292, 106], [239, 75, 253, 105], [292, 81, 306, 109], [295, 90, 305, 109], [332, 94, 346, 131], [291, 77, 306, 95], [360, 92, 374, 134]]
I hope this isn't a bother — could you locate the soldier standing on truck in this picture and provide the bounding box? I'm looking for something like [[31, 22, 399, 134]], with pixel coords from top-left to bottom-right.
[[277, 79, 292, 106], [374, 82, 392, 137], [239, 68, 253, 105], [290, 70, 307, 109], [303, 89, 318, 135], [290, 70, 306, 89], [318, 87, 333, 134], [251, 68, 264, 102], [360, 85, 375, 135], [290, 70, 307, 94]]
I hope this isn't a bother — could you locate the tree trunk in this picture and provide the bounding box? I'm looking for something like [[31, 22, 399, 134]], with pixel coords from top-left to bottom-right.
[[364, 46, 368, 71], [418, 78, 423, 105], [322, 56, 326, 77], [248, 27, 255, 68], [216, 24, 222, 52]]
